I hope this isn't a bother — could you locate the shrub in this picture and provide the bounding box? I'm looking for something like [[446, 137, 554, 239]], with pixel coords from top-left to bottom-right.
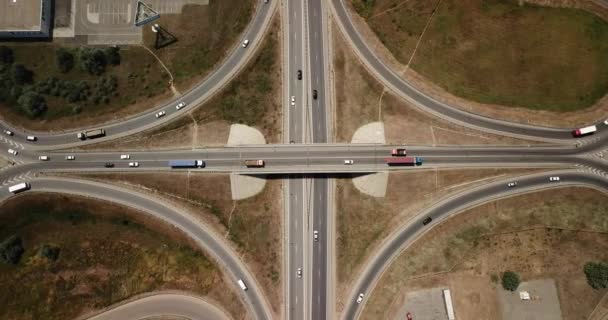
[[80, 48, 107, 75], [0, 46, 14, 65], [56, 48, 74, 73], [0, 235, 25, 265], [18, 90, 47, 117], [104, 46, 121, 65], [501, 271, 521, 291], [38, 244, 60, 261], [584, 262, 608, 289], [12, 64, 34, 85]]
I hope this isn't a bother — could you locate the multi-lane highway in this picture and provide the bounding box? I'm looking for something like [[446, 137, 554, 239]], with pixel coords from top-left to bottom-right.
[[0, 0, 607, 320], [0, 177, 273, 320], [284, 0, 308, 319], [342, 171, 608, 319], [0, 0, 277, 150]]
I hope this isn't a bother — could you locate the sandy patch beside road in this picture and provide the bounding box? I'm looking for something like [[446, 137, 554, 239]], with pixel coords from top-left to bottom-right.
[[227, 124, 266, 146]]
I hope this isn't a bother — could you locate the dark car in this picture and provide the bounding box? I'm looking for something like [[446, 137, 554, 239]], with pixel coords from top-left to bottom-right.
[[297, 70, 302, 80], [422, 217, 432, 225], [104, 162, 114, 168], [312, 89, 318, 100]]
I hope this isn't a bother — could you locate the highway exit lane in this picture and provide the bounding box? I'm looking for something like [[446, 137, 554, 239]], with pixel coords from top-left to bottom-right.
[[342, 171, 608, 320]]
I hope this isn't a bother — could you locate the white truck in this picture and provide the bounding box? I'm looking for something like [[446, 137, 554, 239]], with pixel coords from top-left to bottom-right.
[[8, 182, 30, 194], [572, 125, 597, 137]]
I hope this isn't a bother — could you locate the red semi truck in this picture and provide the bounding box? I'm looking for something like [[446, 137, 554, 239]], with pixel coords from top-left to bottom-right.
[[572, 125, 597, 137], [385, 156, 423, 166]]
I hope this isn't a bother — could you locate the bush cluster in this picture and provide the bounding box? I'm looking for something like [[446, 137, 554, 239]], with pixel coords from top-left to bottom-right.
[[584, 262, 608, 289], [501, 271, 521, 291], [0, 235, 24, 265]]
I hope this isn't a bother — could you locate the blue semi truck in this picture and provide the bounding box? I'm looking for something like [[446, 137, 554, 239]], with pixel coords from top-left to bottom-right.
[[168, 160, 205, 168]]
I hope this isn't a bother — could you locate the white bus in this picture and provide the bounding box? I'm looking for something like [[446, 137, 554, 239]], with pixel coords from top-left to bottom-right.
[[8, 182, 30, 194], [237, 279, 248, 291], [443, 289, 455, 320]]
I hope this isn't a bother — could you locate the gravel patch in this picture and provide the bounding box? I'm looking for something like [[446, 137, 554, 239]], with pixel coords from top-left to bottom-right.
[[227, 124, 266, 146], [351, 122, 385, 144], [230, 174, 266, 200]]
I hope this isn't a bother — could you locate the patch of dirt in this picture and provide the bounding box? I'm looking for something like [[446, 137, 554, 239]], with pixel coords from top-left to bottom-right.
[[331, 18, 538, 145]]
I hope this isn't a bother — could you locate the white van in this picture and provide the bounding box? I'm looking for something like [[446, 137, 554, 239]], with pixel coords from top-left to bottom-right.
[[39, 155, 49, 161], [237, 279, 248, 291], [26, 136, 37, 141]]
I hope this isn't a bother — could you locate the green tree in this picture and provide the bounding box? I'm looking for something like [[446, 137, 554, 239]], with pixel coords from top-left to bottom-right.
[[18, 90, 47, 117], [12, 64, 33, 85], [501, 271, 521, 291], [80, 48, 106, 75], [104, 46, 121, 65], [0, 45, 14, 65], [0, 235, 24, 265], [584, 262, 608, 289], [56, 48, 74, 73]]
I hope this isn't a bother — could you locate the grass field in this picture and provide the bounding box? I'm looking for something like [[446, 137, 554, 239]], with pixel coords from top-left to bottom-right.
[[0, 194, 245, 320], [142, 0, 256, 91], [352, 0, 608, 111], [360, 187, 608, 320], [335, 168, 543, 287], [0, 45, 169, 130], [83, 14, 282, 150]]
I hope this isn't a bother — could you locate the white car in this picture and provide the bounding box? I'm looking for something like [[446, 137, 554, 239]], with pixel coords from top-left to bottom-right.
[[604, 119, 608, 125], [129, 162, 139, 167], [7, 149, 17, 156], [176, 102, 187, 110], [344, 159, 354, 165], [65, 155, 75, 160], [549, 176, 560, 182], [155, 111, 166, 118], [120, 154, 130, 160], [356, 293, 365, 304], [507, 182, 517, 188], [3, 129, 13, 136], [26, 135, 37, 141], [39, 155, 49, 161], [291, 96, 296, 106], [296, 268, 302, 278], [242, 39, 250, 48], [313, 230, 319, 241]]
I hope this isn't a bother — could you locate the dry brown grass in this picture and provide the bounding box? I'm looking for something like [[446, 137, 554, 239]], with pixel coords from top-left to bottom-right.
[[336, 168, 545, 299], [61, 172, 283, 317], [0, 193, 246, 320], [331, 19, 536, 145], [343, 0, 608, 127], [359, 187, 608, 320]]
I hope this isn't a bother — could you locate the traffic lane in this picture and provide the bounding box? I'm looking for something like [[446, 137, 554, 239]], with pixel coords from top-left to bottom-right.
[[311, 178, 328, 320], [3, 177, 271, 320], [329, 0, 587, 142], [288, 177, 305, 320], [287, 0, 305, 144], [343, 171, 608, 320], [87, 293, 229, 320], [308, 0, 328, 143], [0, 0, 276, 148]]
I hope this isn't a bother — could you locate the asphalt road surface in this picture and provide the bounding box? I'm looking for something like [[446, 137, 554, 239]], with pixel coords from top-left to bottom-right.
[[328, 0, 608, 143], [87, 293, 229, 320], [342, 171, 608, 320], [0, 178, 273, 320], [285, 0, 308, 319], [307, 0, 332, 319], [0, 0, 277, 150]]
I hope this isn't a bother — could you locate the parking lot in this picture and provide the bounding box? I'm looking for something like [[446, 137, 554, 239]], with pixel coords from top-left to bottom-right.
[[396, 287, 450, 320], [498, 279, 563, 320]]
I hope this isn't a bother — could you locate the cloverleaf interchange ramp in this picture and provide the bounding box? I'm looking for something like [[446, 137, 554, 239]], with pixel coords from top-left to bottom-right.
[[0, 0, 608, 319]]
